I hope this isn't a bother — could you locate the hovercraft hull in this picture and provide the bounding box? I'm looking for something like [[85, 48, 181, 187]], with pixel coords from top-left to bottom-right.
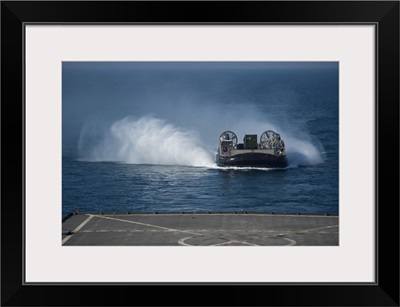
[[216, 152, 288, 168]]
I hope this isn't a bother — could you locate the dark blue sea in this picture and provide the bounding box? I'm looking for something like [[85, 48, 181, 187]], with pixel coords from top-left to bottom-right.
[[62, 63, 338, 218]]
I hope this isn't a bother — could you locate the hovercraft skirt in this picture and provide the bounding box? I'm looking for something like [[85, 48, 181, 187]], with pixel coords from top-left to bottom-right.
[[217, 153, 288, 168]]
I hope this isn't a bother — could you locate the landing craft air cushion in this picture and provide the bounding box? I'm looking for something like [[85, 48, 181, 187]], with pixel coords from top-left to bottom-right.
[[216, 130, 288, 168]]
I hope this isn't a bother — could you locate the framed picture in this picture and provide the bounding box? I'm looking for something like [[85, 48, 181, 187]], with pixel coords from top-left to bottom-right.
[[2, 1, 399, 306]]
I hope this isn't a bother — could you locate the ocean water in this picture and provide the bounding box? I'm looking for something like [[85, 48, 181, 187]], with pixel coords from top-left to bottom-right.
[[62, 63, 338, 218]]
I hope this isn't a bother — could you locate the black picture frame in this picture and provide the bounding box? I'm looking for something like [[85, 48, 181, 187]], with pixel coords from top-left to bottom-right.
[[1, 1, 399, 306]]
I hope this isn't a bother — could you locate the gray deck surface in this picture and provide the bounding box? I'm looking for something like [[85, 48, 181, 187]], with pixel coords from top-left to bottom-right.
[[62, 212, 339, 246]]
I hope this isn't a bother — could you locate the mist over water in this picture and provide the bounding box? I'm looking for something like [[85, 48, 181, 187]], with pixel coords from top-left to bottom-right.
[[64, 62, 336, 170], [78, 115, 215, 167], [77, 112, 324, 168]]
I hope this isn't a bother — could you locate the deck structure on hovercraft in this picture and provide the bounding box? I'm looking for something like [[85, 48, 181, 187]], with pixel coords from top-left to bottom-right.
[[216, 130, 288, 168]]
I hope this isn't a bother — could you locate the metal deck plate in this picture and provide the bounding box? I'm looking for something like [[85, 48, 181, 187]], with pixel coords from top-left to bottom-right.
[[62, 213, 339, 246]]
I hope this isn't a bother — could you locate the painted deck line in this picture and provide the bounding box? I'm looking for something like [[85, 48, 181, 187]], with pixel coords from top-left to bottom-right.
[[62, 212, 339, 246], [62, 214, 94, 245]]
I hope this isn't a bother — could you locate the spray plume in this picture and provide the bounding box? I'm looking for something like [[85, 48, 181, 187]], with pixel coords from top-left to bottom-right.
[[78, 115, 215, 167]]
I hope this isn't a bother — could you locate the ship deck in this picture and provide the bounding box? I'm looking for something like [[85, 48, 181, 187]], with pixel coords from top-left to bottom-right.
[[62, 212, 339, 246]]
